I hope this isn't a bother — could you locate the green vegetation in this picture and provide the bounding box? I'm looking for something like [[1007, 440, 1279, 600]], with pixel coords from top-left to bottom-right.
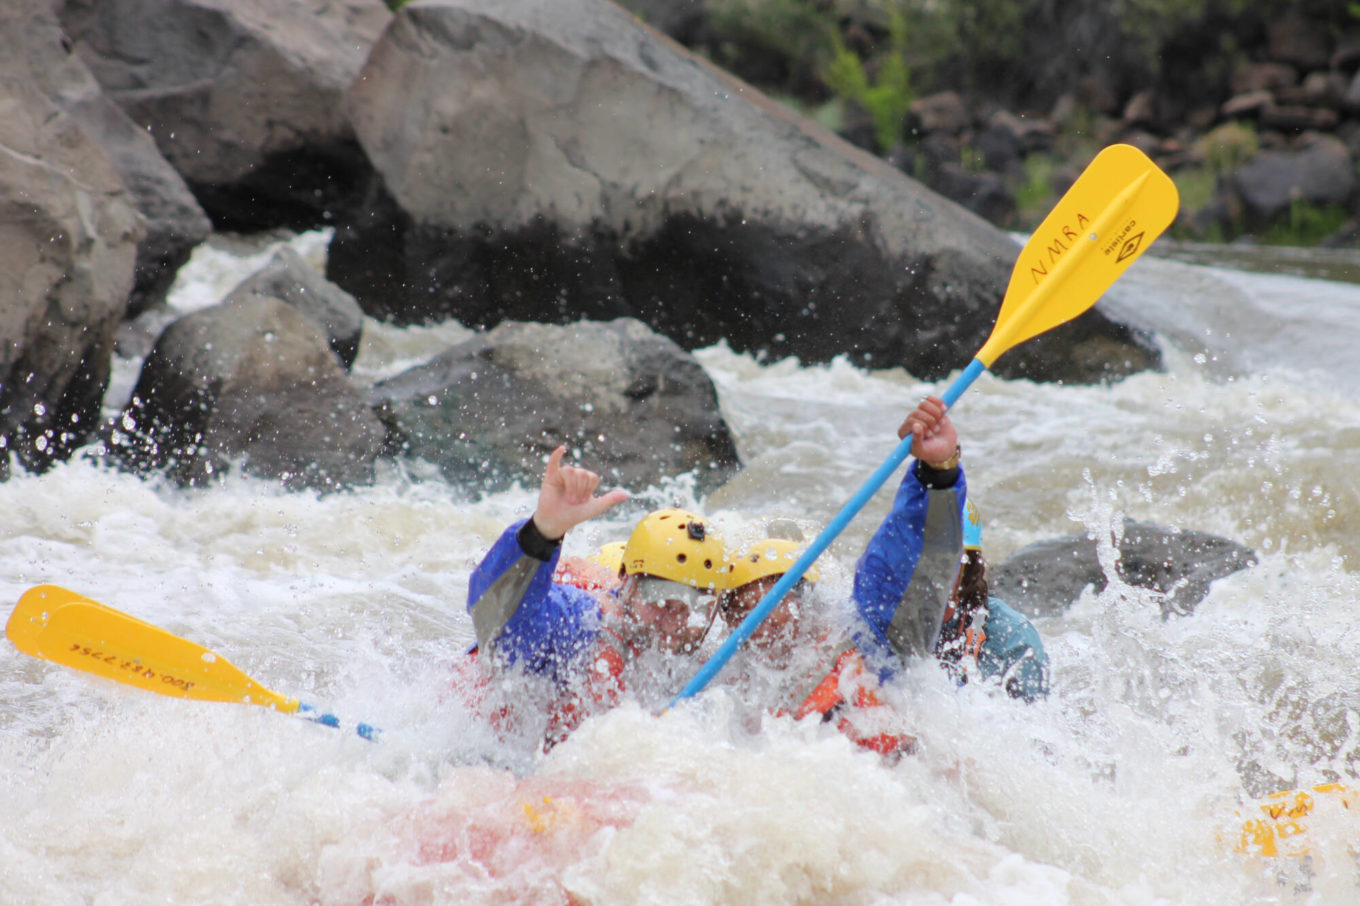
[[1196, 122, 1259, 178], [1261, 201, 1351, 246], [706, 0, 838, 96], [1170, 168, 1218, 215], [822, 13, 913, 152], [1012, 154, 1056, 227]]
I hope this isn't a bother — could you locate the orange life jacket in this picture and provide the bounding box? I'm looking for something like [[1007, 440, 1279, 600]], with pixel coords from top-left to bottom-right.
[[788, 644, 917, 759]]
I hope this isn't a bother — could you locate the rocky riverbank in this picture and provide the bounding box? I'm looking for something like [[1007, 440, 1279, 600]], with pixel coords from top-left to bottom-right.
[[623, 1, 1360, 248]]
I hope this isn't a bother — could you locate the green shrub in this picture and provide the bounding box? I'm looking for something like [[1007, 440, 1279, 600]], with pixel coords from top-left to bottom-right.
[[822, 13, 913, 152], [1194, 121, 1259, 179]]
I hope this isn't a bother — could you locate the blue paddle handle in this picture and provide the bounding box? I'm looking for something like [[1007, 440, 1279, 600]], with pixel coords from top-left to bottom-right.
[[669, 358, 988, 706], [297, 702, 381, 741]]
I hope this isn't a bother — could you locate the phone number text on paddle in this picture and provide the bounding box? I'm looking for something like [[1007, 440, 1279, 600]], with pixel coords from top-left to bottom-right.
[[67, 644, 196, 692]]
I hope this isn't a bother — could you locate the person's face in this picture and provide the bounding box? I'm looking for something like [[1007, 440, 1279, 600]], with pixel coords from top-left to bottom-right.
[[718, 575, 803, 649], [618, 575, 718, 655]]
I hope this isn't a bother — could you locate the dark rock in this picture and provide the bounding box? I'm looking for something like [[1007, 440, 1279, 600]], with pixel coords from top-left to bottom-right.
[[111, 295, 386, 490], [1279, 71, 1347, 107], [1075, 72, 1121, 116], [915, 133, 962, 170], [57, 0, 389, 231], [223, 246, 364, 369], [367, 318, 740, 498], [1230, 133, 1356, 224], [1344, 70, 1360, 113], [1221, 90, 1274, 119], [335, 0, 1157, 386], [1332, 36, 1360, 74], [1230, 62, 1298, 96], [991, 519, 1258, 619], [1259, 103, 1340, 133], [1266, 13, 1332, 71], [927, 163, 1016, 226], [972, 119, 1023, 173], [976, 109, 1050, 169], [613, 0, 709, 43], [911, 91, 970, 135], [1122, 90, 1163, 131]]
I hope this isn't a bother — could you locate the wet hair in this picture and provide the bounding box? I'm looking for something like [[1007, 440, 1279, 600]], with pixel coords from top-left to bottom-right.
[[937, 549, 989, 672], [956, 549, 989, 615]]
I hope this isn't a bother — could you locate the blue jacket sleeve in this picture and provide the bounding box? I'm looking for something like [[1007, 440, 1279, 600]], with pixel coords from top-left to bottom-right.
[[853, 463, 967, 678], [466, 519, 600, 681], [976, 597, 1050, 702]]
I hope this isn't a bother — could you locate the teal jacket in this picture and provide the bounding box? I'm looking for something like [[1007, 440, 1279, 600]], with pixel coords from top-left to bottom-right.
[[939, 597, 1049, 702]]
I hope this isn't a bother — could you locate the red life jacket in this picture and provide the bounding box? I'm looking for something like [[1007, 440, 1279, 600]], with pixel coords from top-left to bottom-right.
[[453, 626, 631, 753], [541, 628, 629, 750]]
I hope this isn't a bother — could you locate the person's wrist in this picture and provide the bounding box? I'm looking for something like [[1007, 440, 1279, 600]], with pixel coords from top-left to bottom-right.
[[923, 444, 961, 471], [519, 517, 564, 562], [530, 513, 567, 542]]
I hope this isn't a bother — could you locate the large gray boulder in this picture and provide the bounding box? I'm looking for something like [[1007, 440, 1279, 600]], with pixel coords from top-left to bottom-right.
[[110, 295, 387, 490], [0, 12, 143, 478], [333, 0, 1157, 384], [64, 97, 213, 317], [11, 5, 210, 317], [367, 318, 740, 497], [57, 0, 390, 230], [991, 519, 1258, 619]]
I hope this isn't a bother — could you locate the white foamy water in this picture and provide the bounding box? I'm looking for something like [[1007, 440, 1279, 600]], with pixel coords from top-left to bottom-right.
[[3, 232, 1359, 904]]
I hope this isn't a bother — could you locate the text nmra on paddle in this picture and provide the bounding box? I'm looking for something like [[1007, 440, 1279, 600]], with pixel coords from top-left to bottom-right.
[[67, 643, 195, 692]]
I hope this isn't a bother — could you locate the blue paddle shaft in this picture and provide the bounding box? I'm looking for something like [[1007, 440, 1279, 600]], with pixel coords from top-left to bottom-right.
[[669, 358, 988, 706], [298, 702, 381, 741]]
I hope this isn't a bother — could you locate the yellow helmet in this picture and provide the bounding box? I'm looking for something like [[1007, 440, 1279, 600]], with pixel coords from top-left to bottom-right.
[[728, 539, 820, 589], [622, 508, 729, 590], [589, 541, 626, 573]]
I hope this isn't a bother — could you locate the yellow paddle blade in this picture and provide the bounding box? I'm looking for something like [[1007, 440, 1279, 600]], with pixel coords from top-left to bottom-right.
[[976, 143, 1179, 367], [1232, 783, 1358, 859], [7, 585, 298, 713]]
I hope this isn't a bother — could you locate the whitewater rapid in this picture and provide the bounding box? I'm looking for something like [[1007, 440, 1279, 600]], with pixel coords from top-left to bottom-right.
[[2, 232, 1358, 904]]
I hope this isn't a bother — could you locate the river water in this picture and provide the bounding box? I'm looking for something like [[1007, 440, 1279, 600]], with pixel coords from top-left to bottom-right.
[[2, 231, 1359, 904]]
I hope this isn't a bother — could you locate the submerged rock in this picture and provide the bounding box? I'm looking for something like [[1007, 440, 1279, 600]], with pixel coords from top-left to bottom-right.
[[991, 519, 1258, 619]]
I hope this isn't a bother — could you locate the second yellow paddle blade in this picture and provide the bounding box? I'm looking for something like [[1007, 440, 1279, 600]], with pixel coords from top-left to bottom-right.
[[977, 143, 1180, 366], [8, 585, 297, 712]]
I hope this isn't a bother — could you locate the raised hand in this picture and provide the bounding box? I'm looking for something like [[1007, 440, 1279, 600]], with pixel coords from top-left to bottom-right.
[[897, 395, 958, 465], [531, 445, 629, 540]]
